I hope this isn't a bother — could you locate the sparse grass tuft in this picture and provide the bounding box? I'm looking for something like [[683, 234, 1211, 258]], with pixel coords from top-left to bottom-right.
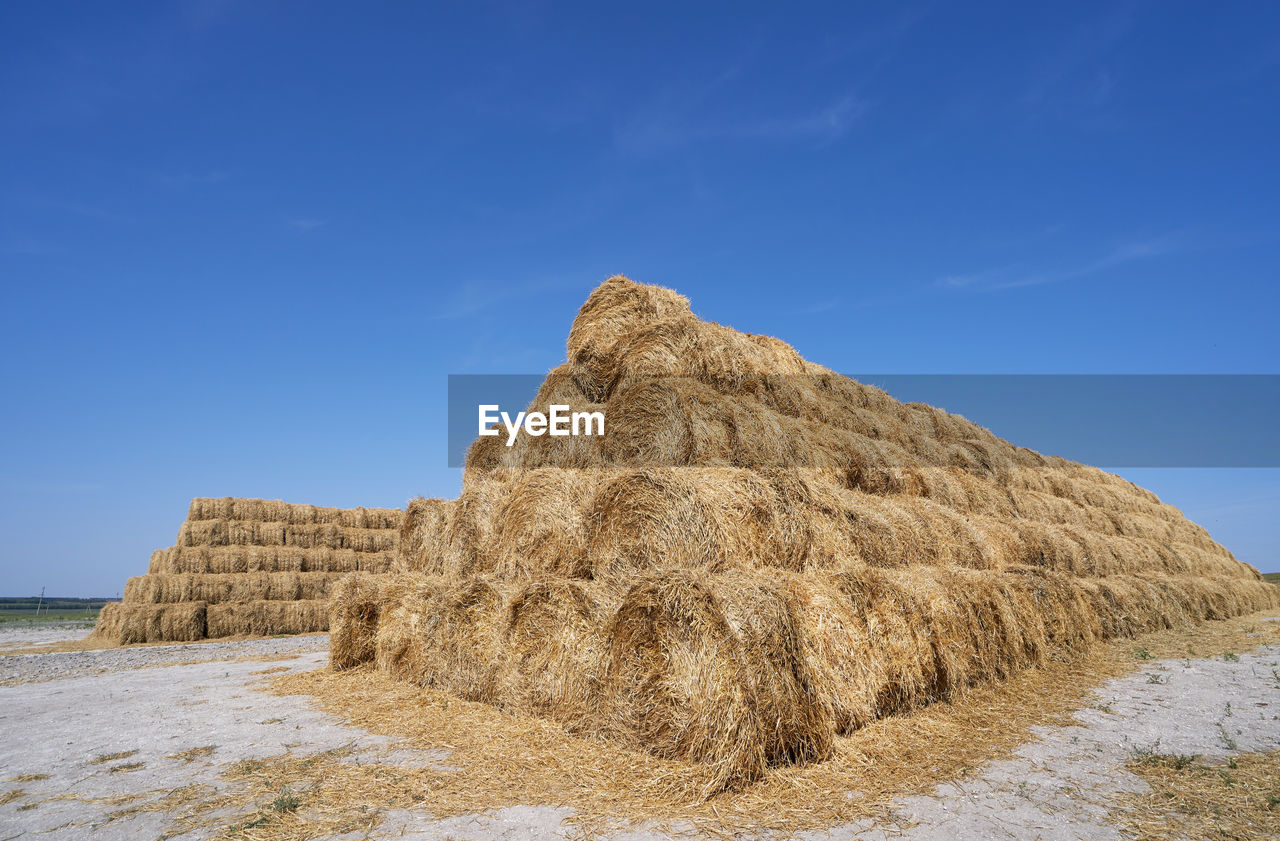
[[168, 745, 216, 764], [1119, 749, 1280, 840], [271, 788, 301, 813], [251, 666, 291, 676], [1131, 746, 1199, 770], [90, 750, 138, 765], [109, 761, 145, 773], [229, 814, 271, 832]]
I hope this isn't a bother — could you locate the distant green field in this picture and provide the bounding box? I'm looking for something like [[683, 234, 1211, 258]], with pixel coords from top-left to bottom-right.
[[1264, 572, 1280, 585], [0, 608, 101, 623], [0, 597, 114, 623]]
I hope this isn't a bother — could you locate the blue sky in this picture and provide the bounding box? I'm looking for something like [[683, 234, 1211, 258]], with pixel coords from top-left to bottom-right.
[[2, 1, 1277, 596]]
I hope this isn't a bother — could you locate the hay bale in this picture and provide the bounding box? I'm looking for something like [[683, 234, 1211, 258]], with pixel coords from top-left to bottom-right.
[[101, 497, 402, 644], [205, 599, 329, 638], [582, 470, 709, 580], [504, 578, 615, 715], [117, 602, 207, 644], [397, 497, 451, 573], [438, 475, 506, 577], [566, 276, 694, 401], [374, 576, 507, 700], [188, 498, 403, 529], [330, 573, 383, 669], [485, 469, 597, 580], [118, 572, 343, 605], [432, 277, 1270, 791], [599, 571, 833, 791], [176, 519, 398, 553], [89, 602, 125, 642]]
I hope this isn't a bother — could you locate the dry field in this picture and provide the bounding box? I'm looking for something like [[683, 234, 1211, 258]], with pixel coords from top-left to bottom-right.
[[2, 610, 1278, 841]]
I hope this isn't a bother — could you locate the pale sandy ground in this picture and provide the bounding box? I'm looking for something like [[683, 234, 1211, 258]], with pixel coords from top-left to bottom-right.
[[0, 621, 97, 652], [1, 622, 1278, 841]]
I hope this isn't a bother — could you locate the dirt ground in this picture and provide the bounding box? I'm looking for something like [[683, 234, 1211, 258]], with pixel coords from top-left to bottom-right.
[[1, 620, 1278, 840]]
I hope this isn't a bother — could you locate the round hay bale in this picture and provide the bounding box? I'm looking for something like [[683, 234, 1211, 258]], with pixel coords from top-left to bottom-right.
[[566, 276, 693, 401], [398, 497, 451, 574], [330, 573, 383, 670], [582, 468, 770, 582], [782, 575, 882, 732], [504, 578, 615, 716], [89, 602, 125, 642], [439, 475, 507, 577], [486, 468, 597, 579], [375, 576, 507, 701], [599, 571, 833, 793], [602, 379, 696, 467]]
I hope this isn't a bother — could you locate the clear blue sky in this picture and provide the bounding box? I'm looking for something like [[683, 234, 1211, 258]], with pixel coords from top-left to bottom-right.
[[2, 1, 1277, 596]]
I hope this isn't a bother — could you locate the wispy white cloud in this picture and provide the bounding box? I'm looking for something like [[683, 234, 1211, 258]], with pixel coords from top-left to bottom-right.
[[1021, 4, 1135, 110], [287, 218, 326, 231], [815, 5, 929, 68], [429, 276, 569, 321], [939, 235, 1182, 292], [734, 96, 866, 144], [431, 280, 500, 321], [615, 81, 866, 156]]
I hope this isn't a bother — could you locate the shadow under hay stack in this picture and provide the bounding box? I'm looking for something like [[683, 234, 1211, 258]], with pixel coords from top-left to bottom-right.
[[333, 275, 1280, 794], [92, 498, 402, 644]]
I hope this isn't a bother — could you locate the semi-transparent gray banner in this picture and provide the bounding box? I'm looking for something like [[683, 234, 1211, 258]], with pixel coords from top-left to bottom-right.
[[446, 374, 1280, 468]]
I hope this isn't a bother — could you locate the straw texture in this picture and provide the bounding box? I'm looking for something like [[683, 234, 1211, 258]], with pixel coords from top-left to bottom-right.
[[339, 275, 1279, 792], [93, 499, 402, 643]]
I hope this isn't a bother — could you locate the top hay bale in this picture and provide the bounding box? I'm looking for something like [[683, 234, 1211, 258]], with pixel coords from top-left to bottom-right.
[[347, 275, 1279, 793], [187, 498, 403, 530], [93, 498, 402, 645]]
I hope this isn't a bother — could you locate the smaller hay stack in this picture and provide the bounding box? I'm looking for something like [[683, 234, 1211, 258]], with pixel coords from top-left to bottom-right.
[[92, 498, 402, 645]]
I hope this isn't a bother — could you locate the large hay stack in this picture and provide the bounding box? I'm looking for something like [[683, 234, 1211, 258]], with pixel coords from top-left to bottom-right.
[[93, 498, 402, 645], [348, 275, 1277, 792]]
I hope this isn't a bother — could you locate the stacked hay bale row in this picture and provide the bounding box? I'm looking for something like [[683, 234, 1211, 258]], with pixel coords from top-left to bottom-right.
[[94, 498, 402, 645], [334, 275, 1279, 793]]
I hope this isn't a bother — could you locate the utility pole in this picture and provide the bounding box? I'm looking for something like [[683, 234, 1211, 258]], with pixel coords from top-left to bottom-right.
[[35, 586, 45, 618]]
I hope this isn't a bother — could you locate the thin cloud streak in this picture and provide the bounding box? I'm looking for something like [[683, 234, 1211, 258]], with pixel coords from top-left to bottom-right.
[[1021, 3, 1136, 108], [939, 237, 1182, 293], [428, 276, 569, 322], [615, 89, 866, 156], [735, 96, 866, 144]]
